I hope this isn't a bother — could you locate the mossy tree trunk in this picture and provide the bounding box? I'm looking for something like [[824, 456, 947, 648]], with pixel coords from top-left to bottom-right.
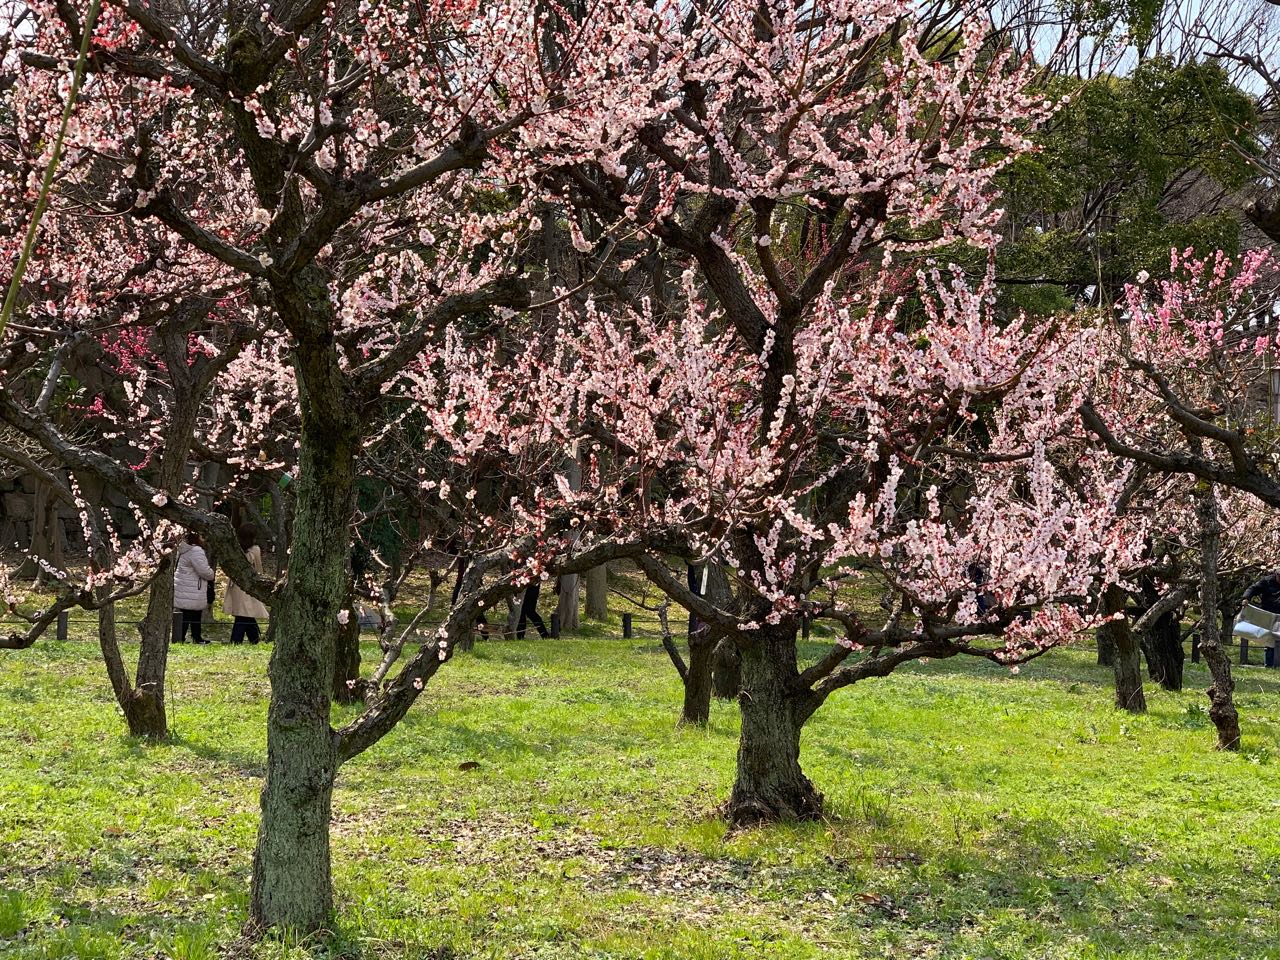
[[249, 282, 359, 933], [728, 624, 822, 825]]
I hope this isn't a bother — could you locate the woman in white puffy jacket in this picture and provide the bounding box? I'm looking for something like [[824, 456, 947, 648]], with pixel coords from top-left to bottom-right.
[[174, 533, 215, 644]]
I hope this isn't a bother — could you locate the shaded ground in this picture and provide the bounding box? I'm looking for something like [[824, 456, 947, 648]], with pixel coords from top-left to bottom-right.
[[1, 616, 1279, 958]]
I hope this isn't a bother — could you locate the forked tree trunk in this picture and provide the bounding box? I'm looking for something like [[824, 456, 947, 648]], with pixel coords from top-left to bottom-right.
[[96, 600, 163, 738], [127, 342, 205, 740], [585, 564, 608, 620], [728, 625, 822, 825], [1136, 575, 1185, 692], [250, 325, 358, 933], [1197, 489, 1241, 751], [1101, 586, 1146, 713]]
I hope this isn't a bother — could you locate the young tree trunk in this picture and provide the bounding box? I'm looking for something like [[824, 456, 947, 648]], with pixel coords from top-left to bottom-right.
[[585, 564, 608, 620], [555, 455, 581, 633], [94, 600, 160, 738], [727, 625, 822, 825], [1197, 489, 1241, 751], [332, 603, 363, 704], [127, 554, 177, 740], [127, 340, 205, 740], [1101, 585, 1146, 713], [250, 323, 358, 933]]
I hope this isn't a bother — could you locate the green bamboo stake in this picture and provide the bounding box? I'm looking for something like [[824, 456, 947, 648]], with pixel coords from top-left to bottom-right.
[[0, 0, 103, 338]]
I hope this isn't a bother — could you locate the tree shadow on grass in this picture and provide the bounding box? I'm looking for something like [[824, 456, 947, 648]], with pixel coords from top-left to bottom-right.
[[809, 806, 1277, 957], [371, 714, 582, 771], [164, 733, 266, 779], [0, 684, 37, 703]]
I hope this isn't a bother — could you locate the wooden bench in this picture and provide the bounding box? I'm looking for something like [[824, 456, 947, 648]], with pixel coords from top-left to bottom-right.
[[1232, 604, 1280, 667]]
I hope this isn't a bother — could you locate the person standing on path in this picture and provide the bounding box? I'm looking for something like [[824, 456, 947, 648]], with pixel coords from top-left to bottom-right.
[[224, 525, 269, 644], [174, 533, 215, 644]]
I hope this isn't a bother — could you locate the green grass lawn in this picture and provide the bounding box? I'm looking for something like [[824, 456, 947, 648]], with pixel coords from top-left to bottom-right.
[[1, 620, 1279, 959]]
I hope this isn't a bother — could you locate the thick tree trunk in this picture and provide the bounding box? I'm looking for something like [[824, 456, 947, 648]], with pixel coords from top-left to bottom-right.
[[585, 565, 608, 620], [727, 626, 822, 825], [1197, 490, 1241, 751], [1101, 586, 1146, 713], [1140, 609, 1184, 692], [679, 635, 714, 726], [557, 574, 580, 632], [1096, 628, 1115, 667], [250, 320, 357, 933], [712, 637, 742, 700]]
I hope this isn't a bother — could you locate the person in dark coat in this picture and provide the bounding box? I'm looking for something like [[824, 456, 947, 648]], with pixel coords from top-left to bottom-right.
[[516, 581, 550, 639], [1243, 571, 1280, 615]]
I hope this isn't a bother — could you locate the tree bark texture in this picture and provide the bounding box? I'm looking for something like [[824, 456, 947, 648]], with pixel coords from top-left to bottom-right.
[[332, 599, 363, 704], [1197, 489, 1241, 751], [585, 564, 608, 620], [1139, 609, 1184, 692], [1101, 585, 1146, 713], [1096, 628, 1115, 667], [680, 634, 714, 726], [728, 625, 823, 825], [712, 637, 742, 700], [249, 303, 358, 933]]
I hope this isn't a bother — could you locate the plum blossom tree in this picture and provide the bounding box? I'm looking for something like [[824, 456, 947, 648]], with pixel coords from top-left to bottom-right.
[[0, 0, 1141, 936], [0, 0, 677, 934], [499, 0, 1145, 821], [419, 259, 1143, 822], [1081, 247, 1280, 748]]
